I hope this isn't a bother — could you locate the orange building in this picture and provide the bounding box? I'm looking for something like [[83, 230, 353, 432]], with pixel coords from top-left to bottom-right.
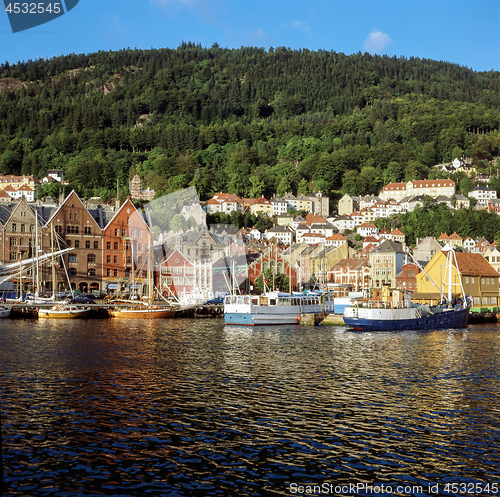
[[102, 197, 152, 296]]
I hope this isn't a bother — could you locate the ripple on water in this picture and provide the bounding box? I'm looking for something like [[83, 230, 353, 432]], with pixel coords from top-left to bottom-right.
[[1, 320, 500, 495]]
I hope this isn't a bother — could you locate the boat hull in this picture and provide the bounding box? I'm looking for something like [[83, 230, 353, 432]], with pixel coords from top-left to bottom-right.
[[225, 312, 302, 326], [343, 306, 469, 331], [224, 292, 334, 326], [0, 307, 11, 318], [38, 308, 91, 319], [109, 308, 175, 318]]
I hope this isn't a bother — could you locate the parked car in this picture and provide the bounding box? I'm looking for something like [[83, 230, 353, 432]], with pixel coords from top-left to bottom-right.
[[67, 294, 96, 304], [206, 296, 224, 305]]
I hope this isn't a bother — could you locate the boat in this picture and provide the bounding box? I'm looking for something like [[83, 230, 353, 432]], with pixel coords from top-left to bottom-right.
[[224, 291, 334, 326], [108, 305, 175, 319], [343, 246, 471, 331], [0, 306, 11, 318], [38, 304, 91, 319]]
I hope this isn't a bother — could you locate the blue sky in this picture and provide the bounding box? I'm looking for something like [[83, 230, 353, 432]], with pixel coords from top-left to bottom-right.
[[0, 0, 499, 72]]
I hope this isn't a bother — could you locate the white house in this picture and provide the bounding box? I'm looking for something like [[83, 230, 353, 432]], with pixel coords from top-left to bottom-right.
[[325, 234, 347, 247], [270, 196, 288, 216], [302, 232, 325, 245], [469, 186, 497, 204], [357, 222, 379, 237], [332, 215, 355, 232], [265, 225, 294, 245]]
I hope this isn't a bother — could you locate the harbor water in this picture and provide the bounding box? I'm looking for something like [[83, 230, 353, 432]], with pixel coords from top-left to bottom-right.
[[1, 319, 500, 496]]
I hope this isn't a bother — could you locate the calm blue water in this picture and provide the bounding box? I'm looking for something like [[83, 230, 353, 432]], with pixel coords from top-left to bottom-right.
[[1, 319, 500, 496]]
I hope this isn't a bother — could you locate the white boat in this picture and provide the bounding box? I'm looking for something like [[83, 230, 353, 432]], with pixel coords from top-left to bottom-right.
[[178, 289, 214, 306], [0, 306, 11, 318], [224, 291, 334, 326], [38, 304, 91, 319]]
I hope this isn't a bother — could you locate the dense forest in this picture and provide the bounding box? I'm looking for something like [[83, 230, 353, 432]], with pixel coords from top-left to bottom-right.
[[1, 42, 500, 205]]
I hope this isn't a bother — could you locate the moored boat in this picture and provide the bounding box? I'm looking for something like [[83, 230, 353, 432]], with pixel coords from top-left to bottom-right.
[[38, 305, 91, 319], [224, 291, 334, 326], [0, 306, 11, 318], [108, 305, 175, 319], [343, 299, 470, 331], [342, 245, 471, 331]]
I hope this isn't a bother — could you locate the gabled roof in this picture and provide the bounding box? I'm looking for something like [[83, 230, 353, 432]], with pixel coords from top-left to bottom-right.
[[326, 234, 346, 241], [374, 239, 405, 254], [17, 185, 33, 192], [46, 190, 103, 231], [437, 233, 451, 240], [453, 252, 499, 277]]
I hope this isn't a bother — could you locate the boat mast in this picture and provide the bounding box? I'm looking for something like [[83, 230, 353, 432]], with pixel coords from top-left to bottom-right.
[[148, 233, 153, 302], [447, 248, 453, 307], [131, 240, 135, 299], [51, 222, 55, 298]]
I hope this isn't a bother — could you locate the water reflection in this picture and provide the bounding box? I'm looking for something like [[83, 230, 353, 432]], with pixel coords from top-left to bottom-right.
[[1, 319, 500, 495]]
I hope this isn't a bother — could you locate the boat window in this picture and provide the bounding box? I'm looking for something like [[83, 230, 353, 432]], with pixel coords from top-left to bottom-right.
[[269, 299, 276, 306]]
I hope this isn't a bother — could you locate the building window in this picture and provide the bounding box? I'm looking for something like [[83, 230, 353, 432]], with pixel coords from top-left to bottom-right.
[[107, 242, 111, 250], [138, 243, 142, 251], [88, 268, 96, 277], [107, 256, 111, 264], [113, 269, 118, 277], [114, 242, 118, 250], [12, 223, 16, 232], [115, 229, 120, 237], [10, 237, 17, 247], [130, 229, 135, 237], [107, 269, 112, 277], [85, 241, 91, 249], [114, 256, 118, 265], [122, 229, 126, 237], [69, 255, 77, 263], [87, 254, 96, 263], [69, 268, 77, 276], [138, 230, 142, 238], [94, 241, 98, 249], [74, 240, 80, 248], [66, 240, 71, 247], [20, 224, 25, 232], [138, 256, 143, 265]]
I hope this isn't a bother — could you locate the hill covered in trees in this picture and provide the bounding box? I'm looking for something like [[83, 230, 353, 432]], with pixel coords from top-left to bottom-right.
[[1, 43, 500, 204]]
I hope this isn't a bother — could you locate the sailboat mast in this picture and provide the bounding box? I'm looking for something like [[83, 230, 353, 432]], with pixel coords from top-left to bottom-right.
[[448, 248, 453, 307], [51, 223, 55, 297], [148, 233, 153, 302], [35, 208, 39, 301]]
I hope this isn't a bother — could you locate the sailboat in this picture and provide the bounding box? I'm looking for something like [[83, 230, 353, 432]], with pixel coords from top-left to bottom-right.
[[109, 234, 175, 319], [38, 304, 91, 319], [342, 245, 471, 331], [36, 224, 89, 318]]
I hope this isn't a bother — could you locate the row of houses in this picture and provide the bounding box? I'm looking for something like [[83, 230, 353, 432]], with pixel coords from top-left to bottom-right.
[[205, 191, 330, 218]]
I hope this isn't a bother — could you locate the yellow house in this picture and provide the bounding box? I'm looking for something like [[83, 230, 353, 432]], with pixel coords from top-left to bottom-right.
[[338, 194, 355, 216], [414, 250, 499, 308], [249, 197, 273, 217]]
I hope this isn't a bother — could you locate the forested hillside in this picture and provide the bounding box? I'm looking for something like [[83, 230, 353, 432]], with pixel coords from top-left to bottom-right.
[[1, 43, 500, 203]]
